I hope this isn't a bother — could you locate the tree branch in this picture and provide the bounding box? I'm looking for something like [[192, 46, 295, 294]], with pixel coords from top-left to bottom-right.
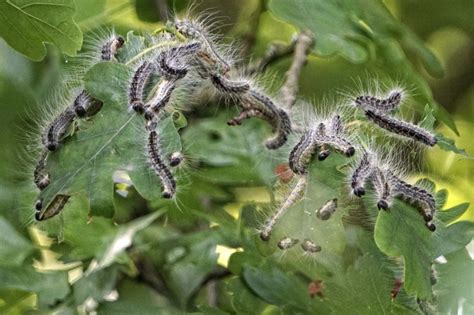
[[279, 30, 314, 109]]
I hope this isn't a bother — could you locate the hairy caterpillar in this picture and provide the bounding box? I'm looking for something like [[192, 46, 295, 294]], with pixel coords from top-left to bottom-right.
[[301, 239, 321, 253], [227, 88, 291, 150], [289, 129, 317, 175], [35, 194, 70, 221], [277, 237, 299, 250], [248, 90, 292, 149], [349, 147, 437, 230], [101, 35, 125, 61], [42, 108, 76, 151], [372, 168, 392, 210], [158, 42, 201, 78], [174, 18, 231, 73], [33, 150, 50, 190], [354, 89, 403, 113], [210, 74, 250, 94], [260, 176, 307, 241], [147, 130, 176, 198], [288, 114, 354, 175], [129, 60, 156, 113], [73, 90, 93, 117], [144, 78, 180, 121], [388, 171, 437, 230], [365, 110, 437, 146], [316, 198, 337, 220], [314, 118, 355, 157], [350, 151, 373, 197]]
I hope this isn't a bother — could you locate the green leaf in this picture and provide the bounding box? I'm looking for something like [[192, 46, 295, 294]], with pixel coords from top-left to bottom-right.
[[0, 266, 69, 306], [374, 198, 433, 298], [242, 262, 327, 313], [98, 279, 178, 315], [437, 203, 470, 224], [159, 230, 222, 307], [325, 254, 417, 314], [94, 210, 165, 271], [74, 0, 106, 23], [0, 0, 82, 61], [0, 217, 34, 266], [224, 277, 267, 314], [434, 249, 474, 314], [182, 113, 278, 186], [436, 133, 473, 159], [73, 265, 120, 305]]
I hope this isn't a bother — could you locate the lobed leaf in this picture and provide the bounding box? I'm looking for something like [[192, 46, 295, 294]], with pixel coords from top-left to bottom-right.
[[0, 0, 82, 61]]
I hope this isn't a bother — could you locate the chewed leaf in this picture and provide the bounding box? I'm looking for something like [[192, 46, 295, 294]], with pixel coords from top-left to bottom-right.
[[35, 60, 182, 219], [436, 133, 473, 159], [374, 184, 474, 298], [374, 198, 433, 298], [0, 0, 82, 61]]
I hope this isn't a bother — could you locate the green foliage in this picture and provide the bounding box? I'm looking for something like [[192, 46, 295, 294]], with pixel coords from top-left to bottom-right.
[[0, 0, 472, 314], [0, 0, 82, 61]]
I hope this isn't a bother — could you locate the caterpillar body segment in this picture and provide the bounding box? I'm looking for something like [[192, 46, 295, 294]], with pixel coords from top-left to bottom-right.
[[388, 171, 436, 229], [288, 129, 317, 175], [233, 89, 291, 149], [42, 107, 76, 151], [329, 114, 343, 135], [129, 60, 156, 113], [315, 134, 355, 157], [350, 151, 373, 197], [226, 108, 264, 126], [158, 42, 201, 79], [73, 90, 92, 117], [210, 74, 250, 94], [174, 19, 231, 73], [33, 150, 50, 190], [355, 89, 403, 113], [260, 175, 307, 241], [144, 78, 179, 121], [147, 130, 176, 199], [35, 194, 70, 221], [101, 35, 125, 61], [372, 168, 392, 210], [365, 110, 437, 146]]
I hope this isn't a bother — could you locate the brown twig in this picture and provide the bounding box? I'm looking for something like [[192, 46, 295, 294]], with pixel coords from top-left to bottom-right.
[[279, 30, 314, 109]]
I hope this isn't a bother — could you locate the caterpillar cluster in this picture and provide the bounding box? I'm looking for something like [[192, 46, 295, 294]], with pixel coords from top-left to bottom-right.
[[31, 12, 439, 248], [33, 34, 124, 220], [260, 89, 439, 249], [32, 17, 293, 220]]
